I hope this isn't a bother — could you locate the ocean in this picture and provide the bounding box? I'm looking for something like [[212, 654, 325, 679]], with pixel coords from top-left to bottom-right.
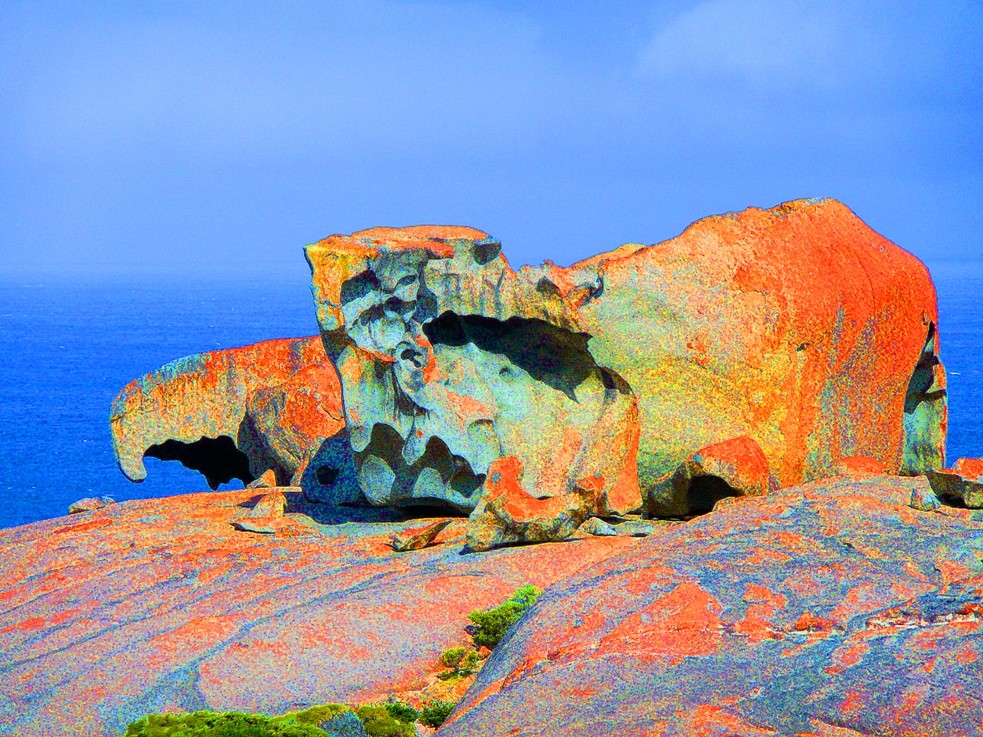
[[1, 262, 981, 530]]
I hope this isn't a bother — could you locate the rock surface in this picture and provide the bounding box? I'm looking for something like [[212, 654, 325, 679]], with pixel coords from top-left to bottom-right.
[[442, 475, 983, 736], [0, 489, 634, 737], [3, 475, 981, 735], [110, 336, 345, 489]]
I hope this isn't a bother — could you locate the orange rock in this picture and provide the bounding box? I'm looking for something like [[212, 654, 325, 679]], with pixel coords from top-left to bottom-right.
[[646, 435, 779, 516], [303, 200, 945, 539], [835, 456, 889, 476], [110, 336, 345, 490]]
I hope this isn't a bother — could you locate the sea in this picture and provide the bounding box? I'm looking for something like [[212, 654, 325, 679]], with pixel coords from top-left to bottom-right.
[[1, 262, 982, 530]]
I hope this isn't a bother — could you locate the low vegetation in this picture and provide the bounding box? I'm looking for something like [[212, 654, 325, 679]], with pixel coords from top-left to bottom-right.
[[419, 699, 456, 728], [437, 647, 480, 681], [123, 705, 352, 737], [123, 586, 542, 736], [467, 584, 541, 648]]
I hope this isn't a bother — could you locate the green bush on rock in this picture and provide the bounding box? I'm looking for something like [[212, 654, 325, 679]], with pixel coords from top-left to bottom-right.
[[419, 700, 456, 728], [467, 585, 541, 649], [353, 705, 415, 737], [123, 706, 345, 736]]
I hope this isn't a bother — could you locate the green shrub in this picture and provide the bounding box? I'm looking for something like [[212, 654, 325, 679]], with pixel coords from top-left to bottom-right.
[[354, 704, 415, 737], [123, 710, 329, 736], [460, 650, 479, 673], [440, 647, 467, 668], [381, 699, 418, 724], [419, 700, 456, 728], [467, 585, 541, 649]]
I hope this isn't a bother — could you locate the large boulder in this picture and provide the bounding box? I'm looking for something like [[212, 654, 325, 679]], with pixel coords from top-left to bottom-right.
[[556, 199, 946, 488], [305, 200, 945, 533], [110, 336, 346, 489], [442, 475, 983, 736]]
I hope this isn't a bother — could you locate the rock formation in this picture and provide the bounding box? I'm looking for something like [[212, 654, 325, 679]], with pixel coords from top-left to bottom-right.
[[111, 336, 345, 488], [303, 198, 945, 536], [111, 198, 947, 547]]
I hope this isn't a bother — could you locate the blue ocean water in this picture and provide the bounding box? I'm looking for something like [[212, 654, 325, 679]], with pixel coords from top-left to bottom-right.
[[1, 263, 981, 529]]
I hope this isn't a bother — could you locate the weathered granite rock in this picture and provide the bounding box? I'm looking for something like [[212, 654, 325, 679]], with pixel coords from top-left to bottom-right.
[[231, 489, 289, 534], [466, 457, 606, 551], [909, 485, 943, 511], [0, 490, 635, 737], [305, 226, 641, 523], [68, 496, 115, 514], [6, 475, 980, 736], [835, 455, 889, 476], [578, 517, 618, 537], [247, 469, 278, 489], [442, 475, 983, 736], [390, 518, 454, 552], [110, 336, 346, 489], [646, 435, 779, 517], [304, 200, 945, 542], [928, 457, 983, 508]]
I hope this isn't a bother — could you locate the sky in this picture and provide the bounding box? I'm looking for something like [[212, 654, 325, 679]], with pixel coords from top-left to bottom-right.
[[1, 0, 981, 281]]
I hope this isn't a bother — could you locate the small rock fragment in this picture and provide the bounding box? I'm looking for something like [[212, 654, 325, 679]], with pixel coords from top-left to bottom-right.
[[68, 496, 115, 514], [927, 458, 983, 508], [467, 458, 604, 551], [909, 486, 942, 512], [614, 520, 658, 537], [231, 490, 287, 534], [579, 517, 618, 536], [247, 469, 278, 489], [646, 435, 779, 517], [248, 490, 288, 518], [391, 519, 454, 552], [230, 520, 277, 535]]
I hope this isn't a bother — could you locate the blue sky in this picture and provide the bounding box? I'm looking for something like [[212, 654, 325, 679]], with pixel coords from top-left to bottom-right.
[[1, 1, 981, 280]]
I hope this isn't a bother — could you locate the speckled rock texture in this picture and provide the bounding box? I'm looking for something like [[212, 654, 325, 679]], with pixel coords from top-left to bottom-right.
[[3, 476, 981, 735], [111, 336, 345, 488], [303, 199, 945, 542], [441, 474, 983, 737], [0, 490, 634, 737]]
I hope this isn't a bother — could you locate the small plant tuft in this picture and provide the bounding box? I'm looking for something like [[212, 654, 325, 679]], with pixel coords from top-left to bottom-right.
[[419, 699, 457, 728], [382, 698, 419, 724], [440, 646, 467, 668], [354, 704, 416, 737], [467, 585, 541, 649]]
